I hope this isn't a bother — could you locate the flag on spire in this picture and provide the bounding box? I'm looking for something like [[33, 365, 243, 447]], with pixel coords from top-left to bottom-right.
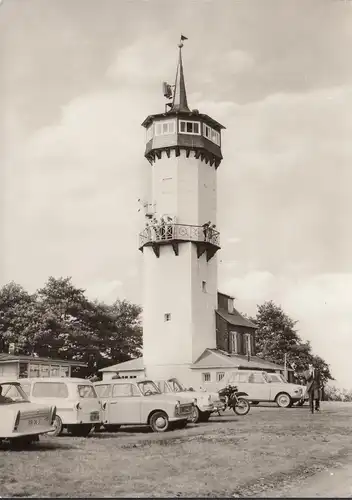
[[180, 34, 188, 41]]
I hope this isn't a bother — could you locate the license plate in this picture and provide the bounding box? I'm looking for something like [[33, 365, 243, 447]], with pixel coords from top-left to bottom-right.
[[90, 413, 100, 421], [28, 418, 43, 426]]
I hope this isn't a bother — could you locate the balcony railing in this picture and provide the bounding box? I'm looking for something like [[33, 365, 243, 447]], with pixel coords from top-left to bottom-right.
[[139, 223, 220, 249]]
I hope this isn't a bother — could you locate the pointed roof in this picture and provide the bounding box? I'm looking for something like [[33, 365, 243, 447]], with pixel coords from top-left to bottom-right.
[[169, 40, 190, 113]]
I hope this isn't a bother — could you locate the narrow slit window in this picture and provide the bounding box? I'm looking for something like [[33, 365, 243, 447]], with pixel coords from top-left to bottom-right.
[[164, 313, 171, 322]]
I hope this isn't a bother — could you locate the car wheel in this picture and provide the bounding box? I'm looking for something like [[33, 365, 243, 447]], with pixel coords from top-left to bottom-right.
[[149, 411, 170, 433], [189, 405, 201, 424], [276, 393, 292, 408], [11, 436, 38, 448], [68, 424, 92, 437], [47, 415, 63, 437], [104, 424, 121, 432], [173, 420, 188, 429], [200, 411, 211, 422]]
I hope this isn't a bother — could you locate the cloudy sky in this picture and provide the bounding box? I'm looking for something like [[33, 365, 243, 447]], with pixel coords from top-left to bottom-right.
[[1, 0, 351, 386]]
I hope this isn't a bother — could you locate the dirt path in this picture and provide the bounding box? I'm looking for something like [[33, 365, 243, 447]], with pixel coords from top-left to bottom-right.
[[262, 460, 352, 498]]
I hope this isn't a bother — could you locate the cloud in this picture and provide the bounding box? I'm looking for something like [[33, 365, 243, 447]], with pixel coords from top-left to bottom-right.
[[223, 271, 352, 388]]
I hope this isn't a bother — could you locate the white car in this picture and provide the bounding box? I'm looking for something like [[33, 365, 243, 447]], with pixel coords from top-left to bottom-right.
[[94, 378, 194, 433], [21, 377, 102, 437], [226, 370, 304, 408], [155, 378, 225, 423], [0, 378, 56, 447]]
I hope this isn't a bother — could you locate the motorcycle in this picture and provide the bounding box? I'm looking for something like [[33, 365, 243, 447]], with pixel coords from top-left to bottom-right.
[[218, 384, 251, 416]]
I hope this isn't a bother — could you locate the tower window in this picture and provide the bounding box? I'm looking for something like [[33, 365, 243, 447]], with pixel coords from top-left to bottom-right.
[[202, 281, 207, 292], [179, 120, 201, 135], [203, 123, 220, 146], [146, 125, 154, 142], [155, 120, 176, 136], [164, 313, 171, 322]]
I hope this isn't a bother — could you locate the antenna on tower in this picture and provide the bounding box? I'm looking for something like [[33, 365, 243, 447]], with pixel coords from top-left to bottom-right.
[[162, 82, 173, 99]]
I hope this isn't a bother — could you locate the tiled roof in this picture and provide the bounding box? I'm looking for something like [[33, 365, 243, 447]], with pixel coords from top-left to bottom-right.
[[0, 353, 86, 367], [192, 348, 286, 371], [99, 357, 144, 373], [216, 309, 257, 329]]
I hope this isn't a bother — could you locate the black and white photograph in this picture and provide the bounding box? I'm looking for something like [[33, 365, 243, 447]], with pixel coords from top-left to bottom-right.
[[0, 0, 351, 497]]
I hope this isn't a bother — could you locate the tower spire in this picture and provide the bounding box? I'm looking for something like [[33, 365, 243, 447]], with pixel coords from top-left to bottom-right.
[[170, 35, 190, 113]]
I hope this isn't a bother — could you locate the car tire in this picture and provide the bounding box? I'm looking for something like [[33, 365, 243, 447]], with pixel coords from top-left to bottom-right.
[[189, 405, 201, 424], [149, 411, 170, 433], [68, 424, 92, 437], [200, 411, 211, 422], [173, 420, 188, 430], [104, 424, 121, 432], [276, 393, 292, 408], [47, 415, 63, 437]]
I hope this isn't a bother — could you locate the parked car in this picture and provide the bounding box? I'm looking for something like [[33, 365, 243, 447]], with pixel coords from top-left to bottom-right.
[[0, 378, 56, 447], [225, 370, 304, 408], [155, 377, 225, 423], [94, 378, 194, 433], [20, 377, 102, 437]]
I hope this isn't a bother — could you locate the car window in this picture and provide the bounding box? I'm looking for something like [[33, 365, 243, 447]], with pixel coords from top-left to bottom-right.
[[137, 380, 161, 396], [20, 383, 31, 396], [77, 385, 97, 398], [167, 379, 184, 392], [112, 384, 133, 398], [231, 372, 249, 383], [0, 383, 28, 404], [94, 384, 111, 398], [32, 382, 69, 398], [248, 373, 265, 384], [131, 384, 141, 397]]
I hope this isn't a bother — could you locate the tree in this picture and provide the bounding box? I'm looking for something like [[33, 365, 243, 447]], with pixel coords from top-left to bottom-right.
[[0, 277, 143, 377], [250, 300, 333, 384]]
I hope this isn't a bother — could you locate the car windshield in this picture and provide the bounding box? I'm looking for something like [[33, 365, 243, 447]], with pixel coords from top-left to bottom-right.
[[0, 383, 29, 404], [167, 378, 185, 392], [137, 381, 161, 396], [77, 385, 97, 398]]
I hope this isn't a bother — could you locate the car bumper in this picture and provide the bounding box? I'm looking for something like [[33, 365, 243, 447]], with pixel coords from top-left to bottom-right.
[[169, 415, 192, 422]]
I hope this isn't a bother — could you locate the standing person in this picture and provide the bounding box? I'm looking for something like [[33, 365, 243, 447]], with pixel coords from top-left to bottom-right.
[[291, 362, 322, 412]]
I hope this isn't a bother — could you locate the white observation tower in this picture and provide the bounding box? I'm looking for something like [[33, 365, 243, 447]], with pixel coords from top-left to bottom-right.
[[139, 36, 225, 383]]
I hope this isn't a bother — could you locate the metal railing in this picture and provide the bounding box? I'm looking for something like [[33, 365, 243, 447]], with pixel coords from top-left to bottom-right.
[[139, 223, 220, 248]]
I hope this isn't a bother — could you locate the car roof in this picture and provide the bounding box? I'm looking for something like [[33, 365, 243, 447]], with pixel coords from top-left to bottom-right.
[[19, 377, 92, 383], [95, 378, 152, 385], [0, 378, 21, 385]]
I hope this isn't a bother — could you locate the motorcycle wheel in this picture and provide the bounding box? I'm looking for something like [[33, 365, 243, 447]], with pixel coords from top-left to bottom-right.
[[233, 397, 250, 416]]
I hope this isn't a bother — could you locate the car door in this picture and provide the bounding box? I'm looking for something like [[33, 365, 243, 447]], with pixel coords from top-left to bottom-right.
[[247, 372, 271, 401], [108, 383, 142, 424]]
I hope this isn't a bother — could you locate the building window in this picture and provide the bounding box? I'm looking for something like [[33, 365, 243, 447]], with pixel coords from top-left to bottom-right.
[[164, 313, 171, 322], [179, 120, 201, 135], [203, 123, 220, 146], [202, 280, 207, 292], [19, 362, 29, 378], [244, 334, 252, 356], [216, 372, 225, 382], [155, 120, 176, 136], [202, 372, 211, 383], [29, 364, 40, 378], [230, 331, 238, 353]]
